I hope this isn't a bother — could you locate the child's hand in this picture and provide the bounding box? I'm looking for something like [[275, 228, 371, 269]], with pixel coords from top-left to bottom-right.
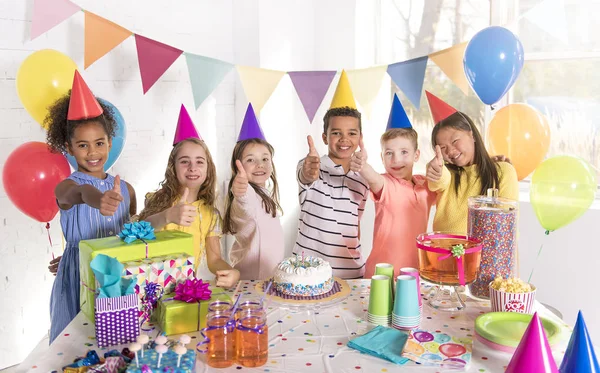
[[232, 160, 249, 198], [426, 145, 444, 182], [302, 135, 320, 182], [492, 154, 512, 164], [48, 256, 62, 276], [215, 268, 240, 288], [166, 188, 197, 226], [350, 138, 367, 172], [99, 175, 124, 216]]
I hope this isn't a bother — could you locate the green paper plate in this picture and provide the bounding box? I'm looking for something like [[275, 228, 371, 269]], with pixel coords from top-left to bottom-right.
[[475, 312, 562, 348]]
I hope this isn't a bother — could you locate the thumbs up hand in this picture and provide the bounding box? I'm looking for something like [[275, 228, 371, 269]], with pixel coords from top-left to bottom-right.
[[166, 187, 197, 226], [99, 175, 124, 216], [232, 160, 249, 198], [426, 145, 445, 182], [301, 135, 321, 183], [350, 139, 367, 173]]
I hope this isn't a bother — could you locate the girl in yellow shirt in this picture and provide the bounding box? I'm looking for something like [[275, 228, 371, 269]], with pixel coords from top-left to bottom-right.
[[139, 138, 240, 288], [426, 111, 519, 233]]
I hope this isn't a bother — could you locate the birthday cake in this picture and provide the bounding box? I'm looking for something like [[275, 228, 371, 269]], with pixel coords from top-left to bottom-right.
[[273, 255, 334, 296]]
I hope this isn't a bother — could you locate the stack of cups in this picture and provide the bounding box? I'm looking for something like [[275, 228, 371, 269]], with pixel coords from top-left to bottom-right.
[[392, 275, 421, 330], [367, 275, 393, 326], [399, 267, 423, 313]]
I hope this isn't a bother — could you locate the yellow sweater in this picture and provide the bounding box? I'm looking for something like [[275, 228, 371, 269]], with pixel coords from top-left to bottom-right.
[[429, 162, 519, 233]]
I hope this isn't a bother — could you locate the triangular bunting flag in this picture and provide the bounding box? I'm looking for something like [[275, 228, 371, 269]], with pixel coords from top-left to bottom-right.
[[386, 94, 412, 130], [84, 12, 132, 69], [347, 65, 388, 116], [559, 311, 600, 373], [506, 313, 559, 373], [30, 0, 80, 40], [185, 53, 234, 109], [425, 91, 458, 124], [236, 65, 285, 113], [522, 0, 568, 44], [429, 42, 470, 94], [387, 57, 428, 109], [288, 70, 336, 122], [330, 70, 356, 109], [134, 34, 183, 94]]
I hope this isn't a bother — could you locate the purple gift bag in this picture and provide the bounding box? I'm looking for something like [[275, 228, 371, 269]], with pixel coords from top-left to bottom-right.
[[95, 293, 140, 348]]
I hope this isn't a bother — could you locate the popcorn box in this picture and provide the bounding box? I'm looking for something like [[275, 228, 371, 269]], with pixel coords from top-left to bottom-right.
[[154, 286, 231, 335], [489, 282, 537, 314], [79, 230, 195, 321]]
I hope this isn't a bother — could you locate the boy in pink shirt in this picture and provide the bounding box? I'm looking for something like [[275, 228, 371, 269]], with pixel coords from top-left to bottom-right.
[[350, 95, 436, 278]]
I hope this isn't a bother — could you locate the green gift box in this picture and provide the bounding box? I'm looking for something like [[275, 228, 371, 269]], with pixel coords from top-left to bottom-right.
[[154, 287, 231, 335], [79, 230, 195, 321]]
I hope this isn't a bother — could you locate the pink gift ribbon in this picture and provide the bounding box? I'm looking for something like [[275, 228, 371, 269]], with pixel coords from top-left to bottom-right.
[[416, 233, 482, 286]]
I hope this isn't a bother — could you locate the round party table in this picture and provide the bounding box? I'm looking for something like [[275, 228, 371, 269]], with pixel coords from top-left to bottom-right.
[[16, 280, 572, 372]]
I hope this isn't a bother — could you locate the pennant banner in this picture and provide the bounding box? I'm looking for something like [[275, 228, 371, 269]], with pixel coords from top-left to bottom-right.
[[429, 42, 470, 94], [346, 65, 388, 117], [135, 34, 183, 94], [236, 65, 285, 113], [387, 56, 428, 109], [31, 0, 80, 40], [84, 12, 132, 69], [522, 0, 568, 44], [288, 71, 336, 122], [185, 53, 234, 109]]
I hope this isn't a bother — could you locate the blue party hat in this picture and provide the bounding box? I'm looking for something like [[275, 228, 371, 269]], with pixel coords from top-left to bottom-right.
[[559, 311, 600, 373], [237, 103, 266, 142], [386, 94, 412, 130]]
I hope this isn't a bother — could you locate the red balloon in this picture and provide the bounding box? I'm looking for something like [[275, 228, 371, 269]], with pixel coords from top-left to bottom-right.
[[2, 142, 71, 222]]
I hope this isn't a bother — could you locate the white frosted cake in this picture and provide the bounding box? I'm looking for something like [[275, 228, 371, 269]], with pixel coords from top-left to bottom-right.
[[273, 255, 334, 296]]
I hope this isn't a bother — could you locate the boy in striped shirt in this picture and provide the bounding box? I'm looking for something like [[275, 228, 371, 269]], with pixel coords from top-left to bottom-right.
[[293, 71, 369, 279]]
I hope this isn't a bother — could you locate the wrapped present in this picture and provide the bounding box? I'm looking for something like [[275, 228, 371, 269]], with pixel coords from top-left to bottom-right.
[[122, 253, 195, 299], [154, 280, 231, 335], [80, 228, 195, 321]]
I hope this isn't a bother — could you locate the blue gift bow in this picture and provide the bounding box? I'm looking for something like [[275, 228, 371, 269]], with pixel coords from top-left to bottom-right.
[[118, 221, 156, 244]]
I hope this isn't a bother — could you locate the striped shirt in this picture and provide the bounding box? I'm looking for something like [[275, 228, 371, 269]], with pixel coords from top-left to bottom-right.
[[293, 155, 369, 279]]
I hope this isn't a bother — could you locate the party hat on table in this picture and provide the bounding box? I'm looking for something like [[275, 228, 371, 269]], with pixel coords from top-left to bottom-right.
[[173, 104, 202, 145], [237, 103, 266, 142], [68, 70, 103, 120], [425, 90, 458, 124], [386, 94, 412, 130], [559, 311, 600, 373], [330, 70, 357, 109], [505, 312, 559, 373]]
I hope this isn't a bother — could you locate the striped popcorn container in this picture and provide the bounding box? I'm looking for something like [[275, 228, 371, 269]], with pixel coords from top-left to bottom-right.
[[95, 293, 140, 348], [489, 283, 536, 314]]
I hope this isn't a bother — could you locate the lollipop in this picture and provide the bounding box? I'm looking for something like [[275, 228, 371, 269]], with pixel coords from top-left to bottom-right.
[[174, 345, 187, 368], [136, 334, 149, 357], [179, 334, 191, 346], [129, 342, 142, 367], [155, 344, 168, 368]]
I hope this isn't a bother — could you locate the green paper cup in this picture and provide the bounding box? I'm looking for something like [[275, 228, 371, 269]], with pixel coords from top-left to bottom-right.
[[368, 275, 392, 316], [375, 263, 395, 278]]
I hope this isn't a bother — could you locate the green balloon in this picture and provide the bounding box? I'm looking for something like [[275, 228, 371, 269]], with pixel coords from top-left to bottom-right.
[[530, 156, 597, 232]]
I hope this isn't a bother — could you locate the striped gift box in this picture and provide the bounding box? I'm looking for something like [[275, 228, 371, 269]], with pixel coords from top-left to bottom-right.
[[489, 283, 536, 314], [95, 293, 140, 348]]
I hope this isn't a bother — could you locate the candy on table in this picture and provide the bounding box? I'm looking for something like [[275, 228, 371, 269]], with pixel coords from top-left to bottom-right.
[[154, 335, 168, 345], [128, 343, 142, 367], [179, 334, 191, 345], [174, 345, 187, 368], [136, 335, 149, 358], [155, 344, 168, 368], [125, 340, 197, 373]]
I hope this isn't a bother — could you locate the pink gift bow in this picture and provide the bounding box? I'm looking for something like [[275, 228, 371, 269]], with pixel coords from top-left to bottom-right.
[[416, 233, 482, 286]]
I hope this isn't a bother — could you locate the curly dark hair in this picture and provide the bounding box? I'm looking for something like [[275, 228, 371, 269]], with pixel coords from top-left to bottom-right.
[[323, 106, 362, 134], [45, 90, 117, 154]]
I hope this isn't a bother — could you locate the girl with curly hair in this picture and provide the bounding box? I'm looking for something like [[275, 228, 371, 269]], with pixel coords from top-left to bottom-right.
[[46, 72, 136, 343]]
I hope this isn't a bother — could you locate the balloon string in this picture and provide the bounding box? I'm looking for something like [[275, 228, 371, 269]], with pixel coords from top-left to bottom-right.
[[45, 222, 53, 246], [527, 230, 550, 283]]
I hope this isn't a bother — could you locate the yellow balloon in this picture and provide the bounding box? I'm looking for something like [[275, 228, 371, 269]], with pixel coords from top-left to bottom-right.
[[530, 156, 597, 232], [487, 104, 550, 181], [16, 49, 77, 128]]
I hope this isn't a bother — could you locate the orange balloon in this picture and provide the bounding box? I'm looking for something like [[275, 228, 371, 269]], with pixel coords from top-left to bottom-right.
[[487, 104, 550, 180]]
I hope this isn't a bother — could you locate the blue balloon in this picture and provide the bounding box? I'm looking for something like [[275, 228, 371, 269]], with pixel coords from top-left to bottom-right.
[[66, 98, 126, 172], [464, 26, 524, 105]]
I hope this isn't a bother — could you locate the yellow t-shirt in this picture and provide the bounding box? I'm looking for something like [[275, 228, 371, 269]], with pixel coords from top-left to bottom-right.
[[161, 200, 223, 270], [428, 162, 519, 233]]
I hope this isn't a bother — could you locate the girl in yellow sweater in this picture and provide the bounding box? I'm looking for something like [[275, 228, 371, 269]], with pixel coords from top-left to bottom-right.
[[426, 110, 518, 233]]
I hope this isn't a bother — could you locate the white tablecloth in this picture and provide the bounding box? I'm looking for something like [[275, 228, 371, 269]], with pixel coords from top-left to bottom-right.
[[17, 280, 572, 372]]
